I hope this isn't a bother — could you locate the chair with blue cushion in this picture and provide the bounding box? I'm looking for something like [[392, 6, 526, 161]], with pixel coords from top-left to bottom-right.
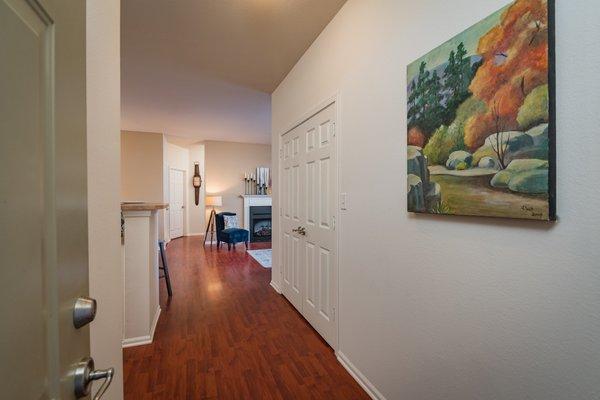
[[215, 212, 249, 250]]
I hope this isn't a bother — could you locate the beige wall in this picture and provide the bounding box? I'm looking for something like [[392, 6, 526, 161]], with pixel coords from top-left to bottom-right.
[[87, 1, 123, 399], [204, 140, 271, 221], [121, 130, 164, 202], [272, 0, 600, 399], [188, 143, 206, 235]]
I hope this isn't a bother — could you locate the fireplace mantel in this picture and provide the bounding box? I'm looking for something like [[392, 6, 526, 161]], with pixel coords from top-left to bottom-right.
[[240, 195, 272, 230]]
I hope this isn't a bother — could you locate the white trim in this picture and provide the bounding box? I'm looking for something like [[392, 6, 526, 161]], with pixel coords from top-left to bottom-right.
[[185, 232, 204, 237], [240, 195, 272, 230], [337, 352, 386, 400], [279, 93, 339, 137], [149, 305, 161, 340], [122, 306, 161, 348], [122, 210, 152, 218], [269, 280, 282, 294], [122, 335, 152, 348], [168, 167, 187, 239]]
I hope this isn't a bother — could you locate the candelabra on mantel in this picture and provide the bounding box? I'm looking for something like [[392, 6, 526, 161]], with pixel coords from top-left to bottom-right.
[[244, 167, 271, 196]]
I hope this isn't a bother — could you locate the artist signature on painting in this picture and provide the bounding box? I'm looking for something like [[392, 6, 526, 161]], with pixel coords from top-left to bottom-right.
[[521, 205, 543, 218]]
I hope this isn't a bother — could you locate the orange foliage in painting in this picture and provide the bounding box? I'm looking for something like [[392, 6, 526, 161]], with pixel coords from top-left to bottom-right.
[[465, 0, 549, 149], [408, 127, 426, 147]]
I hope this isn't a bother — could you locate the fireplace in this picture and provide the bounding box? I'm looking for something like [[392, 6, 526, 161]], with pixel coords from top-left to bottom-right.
[[249, 206, 272, 242]]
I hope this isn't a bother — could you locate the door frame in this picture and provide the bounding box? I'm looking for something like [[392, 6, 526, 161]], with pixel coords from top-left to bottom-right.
[[168, 167, 187, 240], [277, 93, 341, 351]]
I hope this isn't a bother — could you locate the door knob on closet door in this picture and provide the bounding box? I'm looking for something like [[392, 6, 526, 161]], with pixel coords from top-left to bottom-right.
[[292, 226, 306, 236]]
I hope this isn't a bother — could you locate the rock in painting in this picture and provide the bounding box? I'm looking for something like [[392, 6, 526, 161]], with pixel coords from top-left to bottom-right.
[[407, 147, 441, 212], [508, 169, 549, 194], [491, 159, 549, 194], [446, 151, 473, 170], [478, 156, 498, 169], [526, 123, 549, 146], [407, 174, 425, 212]]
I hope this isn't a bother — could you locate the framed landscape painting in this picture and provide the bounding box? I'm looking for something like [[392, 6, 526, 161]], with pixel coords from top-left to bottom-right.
[[407, 0, 556, 221]]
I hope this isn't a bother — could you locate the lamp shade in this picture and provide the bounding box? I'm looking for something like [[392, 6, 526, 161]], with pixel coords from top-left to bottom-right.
[[205, 196, 223, 207]]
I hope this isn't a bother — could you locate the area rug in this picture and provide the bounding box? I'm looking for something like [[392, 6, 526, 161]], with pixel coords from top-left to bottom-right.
[[247, 249, 272, 268]]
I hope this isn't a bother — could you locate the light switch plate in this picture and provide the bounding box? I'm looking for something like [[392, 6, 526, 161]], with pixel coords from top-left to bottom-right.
[[340, 192, 348, 210]]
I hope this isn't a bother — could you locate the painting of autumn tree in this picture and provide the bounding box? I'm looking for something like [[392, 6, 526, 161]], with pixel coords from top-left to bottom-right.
[[407, 0, 555, 221]]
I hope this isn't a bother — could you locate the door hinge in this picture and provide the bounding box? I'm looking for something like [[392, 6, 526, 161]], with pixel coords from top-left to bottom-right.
[[280, 207, 283, 217], [279, 148, 283, 159], [332, 216, 336, 231], [333, 307, 336, 321], [332, 122, 336, 137]]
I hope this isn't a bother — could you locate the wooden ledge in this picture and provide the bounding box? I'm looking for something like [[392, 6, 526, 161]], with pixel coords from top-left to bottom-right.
[[121, 202, 169, 211]]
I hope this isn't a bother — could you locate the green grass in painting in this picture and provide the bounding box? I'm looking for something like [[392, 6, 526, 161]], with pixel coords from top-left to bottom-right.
[[430, 174, 549, 220], [428, 200, 453, 215]]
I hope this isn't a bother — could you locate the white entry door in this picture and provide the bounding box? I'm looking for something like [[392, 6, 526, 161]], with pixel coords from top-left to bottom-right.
[[280, 102, 338, 348], [169, 169, 185, 239], [1, 1, 113, 398]]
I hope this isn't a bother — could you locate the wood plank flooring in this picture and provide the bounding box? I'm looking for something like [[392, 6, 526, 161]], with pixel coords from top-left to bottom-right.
[[123, 237, 369, 399]]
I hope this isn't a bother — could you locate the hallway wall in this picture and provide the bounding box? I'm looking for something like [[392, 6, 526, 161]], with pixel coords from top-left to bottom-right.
[[87, 1, 123, 399], [271, 1, 600, 399]]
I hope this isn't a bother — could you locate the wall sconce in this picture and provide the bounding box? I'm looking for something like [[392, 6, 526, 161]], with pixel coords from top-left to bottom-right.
[[193, 162, 202, 205]]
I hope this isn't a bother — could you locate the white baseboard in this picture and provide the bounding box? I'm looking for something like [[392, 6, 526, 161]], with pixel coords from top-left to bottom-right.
[[269, 280, 282, 294], [149, 305, 161, 341], [122, 335, 152, 348], [186, 232, 204, 237], [337, 351, 386, 400], [122, 306, 161, 348]]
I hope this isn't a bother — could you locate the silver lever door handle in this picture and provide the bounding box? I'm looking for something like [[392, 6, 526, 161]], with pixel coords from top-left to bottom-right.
[[74, 357, 114, 399]]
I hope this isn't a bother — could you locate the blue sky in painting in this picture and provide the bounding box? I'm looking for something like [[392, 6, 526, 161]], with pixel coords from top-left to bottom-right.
[[407, 4, 511, 82]]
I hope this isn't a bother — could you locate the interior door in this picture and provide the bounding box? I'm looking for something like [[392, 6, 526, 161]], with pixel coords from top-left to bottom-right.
[[1, 1, 112, 398], [169, 168, 185, 239], [300, 103, 337, 347], [280, 102, 338, 348], [281, 123, 304, 311]]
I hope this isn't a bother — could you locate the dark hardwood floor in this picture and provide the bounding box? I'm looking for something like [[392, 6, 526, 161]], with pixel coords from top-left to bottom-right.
[[123, 236, 369, 399]]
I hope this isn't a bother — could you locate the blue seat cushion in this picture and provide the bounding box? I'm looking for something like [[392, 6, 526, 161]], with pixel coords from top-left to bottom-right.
[[220, 228, 249, 243]]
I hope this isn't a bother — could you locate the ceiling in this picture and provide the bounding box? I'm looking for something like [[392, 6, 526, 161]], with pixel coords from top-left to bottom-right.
[[121, 0, 347, 145]]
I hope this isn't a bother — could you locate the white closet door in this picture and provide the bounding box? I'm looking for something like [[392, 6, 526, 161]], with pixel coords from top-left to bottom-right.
[[301, 103, 337, 347], [169, 169, 185, 239], [280, 102, 337, 348], [281, 123, 304, 311]]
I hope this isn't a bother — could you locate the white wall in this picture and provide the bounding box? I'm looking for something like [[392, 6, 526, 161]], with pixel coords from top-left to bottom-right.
[[272, 1, 600, 399], [87, 1, 123, 399]]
